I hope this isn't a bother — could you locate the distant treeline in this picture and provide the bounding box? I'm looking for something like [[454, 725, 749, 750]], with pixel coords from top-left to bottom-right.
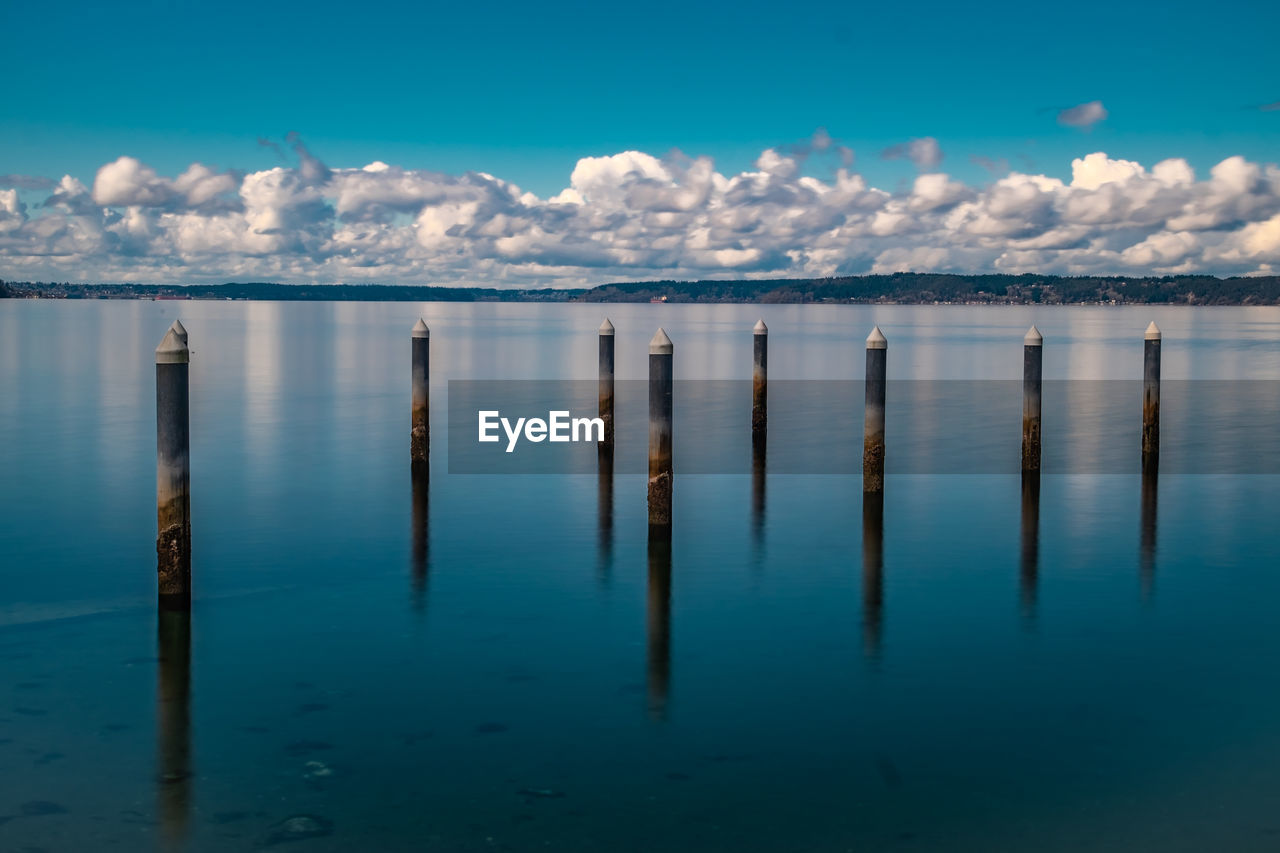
[[4, 274, 1280, 305], [0, 281, 574, 302]]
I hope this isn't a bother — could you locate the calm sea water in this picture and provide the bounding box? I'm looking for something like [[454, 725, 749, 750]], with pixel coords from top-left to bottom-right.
[[3, 299, 1280, 851]]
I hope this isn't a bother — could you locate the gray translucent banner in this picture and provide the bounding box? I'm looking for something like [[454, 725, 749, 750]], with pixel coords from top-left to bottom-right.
[[447, 380, 1280, 474]]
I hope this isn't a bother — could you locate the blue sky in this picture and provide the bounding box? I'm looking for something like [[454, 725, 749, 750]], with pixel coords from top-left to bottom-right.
[[1, 0, 1278, 285], [4, 0, 1276, 195]]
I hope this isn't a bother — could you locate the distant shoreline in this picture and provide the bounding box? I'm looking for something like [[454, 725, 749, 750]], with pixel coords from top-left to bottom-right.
[[3, 273, 1279, 306]]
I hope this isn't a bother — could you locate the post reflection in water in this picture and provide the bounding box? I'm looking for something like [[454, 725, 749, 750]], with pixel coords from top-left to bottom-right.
[[1140, 470, 1158, 599], [1020, 473, 1041, 618], [597, 443, 614, 584], [751, 434, 766, 549], [646, 529, 672, 720], [156, 606, 192, 845], [410, 465, 430, 609], [861, 492, 884, 659]]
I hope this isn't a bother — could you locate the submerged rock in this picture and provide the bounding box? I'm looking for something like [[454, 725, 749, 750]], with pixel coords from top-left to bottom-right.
[[264, 814, 333, 846], [303, 761, 333, 780]]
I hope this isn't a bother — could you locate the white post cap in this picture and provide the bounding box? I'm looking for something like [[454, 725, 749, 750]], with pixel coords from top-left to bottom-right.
[[650, 327, 673, 355], [412, 318, 430, 338], [599, 318, 615, 335], [155, 326, 189, 364], [1024, 325, 1043, 346], [865, 326, 887, 349], [169, 319, 188, 344], [1145, 321, 1162, 341], [754, 319, 768, 335]]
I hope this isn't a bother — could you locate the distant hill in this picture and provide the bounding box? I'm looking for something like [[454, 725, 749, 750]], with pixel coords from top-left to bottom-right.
[[4, 274, 1280, 305]]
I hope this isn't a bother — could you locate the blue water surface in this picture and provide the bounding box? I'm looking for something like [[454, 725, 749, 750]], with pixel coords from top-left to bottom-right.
[[2, 300, 1280, 851]]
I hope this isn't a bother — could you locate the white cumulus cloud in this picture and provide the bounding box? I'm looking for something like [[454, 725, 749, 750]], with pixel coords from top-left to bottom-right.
[[2, 141, 1280, 286]]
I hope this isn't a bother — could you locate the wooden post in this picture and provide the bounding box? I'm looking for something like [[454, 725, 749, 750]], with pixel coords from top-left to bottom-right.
[[156, 322, 191, 609], [411, 319, 429, 466], [1142, 322, 1161, 474], [1022, 326, 1042, 475], [599, 318, 615, 451], [752, 319, 767, 446], [863, 327, 887, 494], [648, 328, 674, 528]]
